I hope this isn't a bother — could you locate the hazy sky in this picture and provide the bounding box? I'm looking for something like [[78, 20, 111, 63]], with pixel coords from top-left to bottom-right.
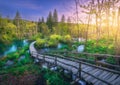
[[0, 0, 88, 21]]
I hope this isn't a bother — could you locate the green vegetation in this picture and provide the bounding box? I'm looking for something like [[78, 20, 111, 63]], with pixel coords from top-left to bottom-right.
[[0, 45, 70, 85], [36, 36, 117, 65], [106, 56, 116, 65], [44, 69, 70, 85], [85, 39, 115, 54], [35, 34, 72, 49]]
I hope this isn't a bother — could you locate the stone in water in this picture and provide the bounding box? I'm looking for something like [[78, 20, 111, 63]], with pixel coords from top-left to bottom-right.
[[77, 45, 84, 53]]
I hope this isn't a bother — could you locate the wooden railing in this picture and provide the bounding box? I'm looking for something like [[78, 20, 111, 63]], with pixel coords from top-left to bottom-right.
[[45, 51, 120, 70], [31, 51, 120, 85]]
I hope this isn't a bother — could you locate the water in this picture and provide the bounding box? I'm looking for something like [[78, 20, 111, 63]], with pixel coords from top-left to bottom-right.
[[0, 40, 29, 57]]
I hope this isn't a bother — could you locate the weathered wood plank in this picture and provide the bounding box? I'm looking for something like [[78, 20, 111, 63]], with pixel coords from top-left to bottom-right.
[[107, 74, 119, 82], [111, 76, 120, 85], [94, 81, 107, 85]]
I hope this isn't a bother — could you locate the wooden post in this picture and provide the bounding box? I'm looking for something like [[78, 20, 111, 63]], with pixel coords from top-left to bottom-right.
[[43, 55, 45, 63], [94, 55, 97, 65], [78, 62, 81, 79], [55, 56, 57, 66], [37, 54, 38, 58]]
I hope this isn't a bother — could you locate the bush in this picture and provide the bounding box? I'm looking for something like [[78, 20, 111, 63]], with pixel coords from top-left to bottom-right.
[[7, 52, 19, 61], [50, 34, 62, 42], [60, 35, 71, 44], [35, 38, 46, 49], [44, 69, 69, 85], [0, 61, 6, 68], [106, 56, 116, 64], [30, 33, 42, 41], [47, 40, 58, 48]]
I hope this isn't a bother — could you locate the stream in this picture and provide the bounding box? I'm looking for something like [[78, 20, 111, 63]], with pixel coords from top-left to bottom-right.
[[0, 40, 29, 57]]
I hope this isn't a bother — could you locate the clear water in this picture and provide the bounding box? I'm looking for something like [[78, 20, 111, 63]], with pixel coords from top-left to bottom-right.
[[0, 40, 29, 57]]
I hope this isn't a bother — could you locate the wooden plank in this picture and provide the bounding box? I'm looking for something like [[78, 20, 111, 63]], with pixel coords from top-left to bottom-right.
[[85, 70, 102, 82], [94, 81, 107, 85], [83, 69, 98, 80], [107, 74, 119, 82], [91, 70, 103, 84], [88, 69, 99, 74], [83, 66, 95, 73], [82, 72, 89, 79], [100, 72, 112, 80], [84, 70, 102, 83], [111, 76, 120, 85], [81, 64, 87, 69], [93, 70, 103, 76], [98, 71, 108, 78], [104, 73, 114, 80]]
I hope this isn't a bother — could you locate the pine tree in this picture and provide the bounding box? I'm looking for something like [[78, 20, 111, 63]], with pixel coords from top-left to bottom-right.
[[61, 14, 65, 23], [53, 9, 58, 23], [41, 17, 44, 23], [67, 17, 71, 23], [38, 18, 42, 32], [14, 11, 21, 28], [46, 11, 53, 32]]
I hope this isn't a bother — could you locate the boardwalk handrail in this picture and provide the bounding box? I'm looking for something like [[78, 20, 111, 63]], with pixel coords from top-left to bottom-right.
[[47, 50, 120, 58], [44, 53, 120, 74], [47, 51, 120, 69], [31, 51, 120, 85]]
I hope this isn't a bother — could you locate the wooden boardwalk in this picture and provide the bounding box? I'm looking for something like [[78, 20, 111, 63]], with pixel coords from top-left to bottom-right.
[[29, 42, 120, 85]]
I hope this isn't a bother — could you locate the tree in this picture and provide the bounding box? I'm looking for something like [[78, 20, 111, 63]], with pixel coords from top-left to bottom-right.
[[38, 18, 42, 32], [67, 17, 72, 35], [0, 16, 16, 43], [53, 9, 58, 24], [42, 17, 44, 23], [13, 11, 24, 39], [61, 14, 65, 23], [13, 11, 22, 28], [46, 11, 53, 32]]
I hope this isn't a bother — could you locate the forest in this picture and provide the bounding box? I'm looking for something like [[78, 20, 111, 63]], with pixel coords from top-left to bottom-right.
[[0, 0, 120, 85]]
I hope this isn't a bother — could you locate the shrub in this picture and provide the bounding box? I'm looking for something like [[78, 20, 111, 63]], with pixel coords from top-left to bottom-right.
[[106, 56, 116, 64], [7, 52, 19, 61], [30, 33, 42, 41], [47, 40, 58, 48], [35, 38, 46, 49], [60, 35, 71, 44], [0, 61, 6, 68], [50, 34, 62, 42]]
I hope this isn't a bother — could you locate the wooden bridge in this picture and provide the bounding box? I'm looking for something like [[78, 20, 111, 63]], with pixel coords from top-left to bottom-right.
[[29, 42, 120, 85]]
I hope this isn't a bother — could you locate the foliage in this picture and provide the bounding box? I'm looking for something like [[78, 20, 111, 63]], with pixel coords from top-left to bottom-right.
[[106, 56, 116, 65], [62, 35, 72, 44], [30, 33, 42, 41], [35, 38, 46, 49], [50, 34, 62, 42], [47, 40, 58, 48], [44, 69, 70, 85], [85, 39, 115, 54]]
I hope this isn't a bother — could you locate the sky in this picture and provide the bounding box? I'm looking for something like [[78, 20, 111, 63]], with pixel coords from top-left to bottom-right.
[[0, 0, 88, 22]]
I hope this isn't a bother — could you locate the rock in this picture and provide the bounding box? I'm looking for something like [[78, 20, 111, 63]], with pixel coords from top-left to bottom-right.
[[50, 66, 57, 71], [42, 63, 48, 69], [78, 80, 86, 85], [5, 60, 14, 66], [34, 59, 39, 63], [77, 45, 85, 53], [18, 55, 25, 61]]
